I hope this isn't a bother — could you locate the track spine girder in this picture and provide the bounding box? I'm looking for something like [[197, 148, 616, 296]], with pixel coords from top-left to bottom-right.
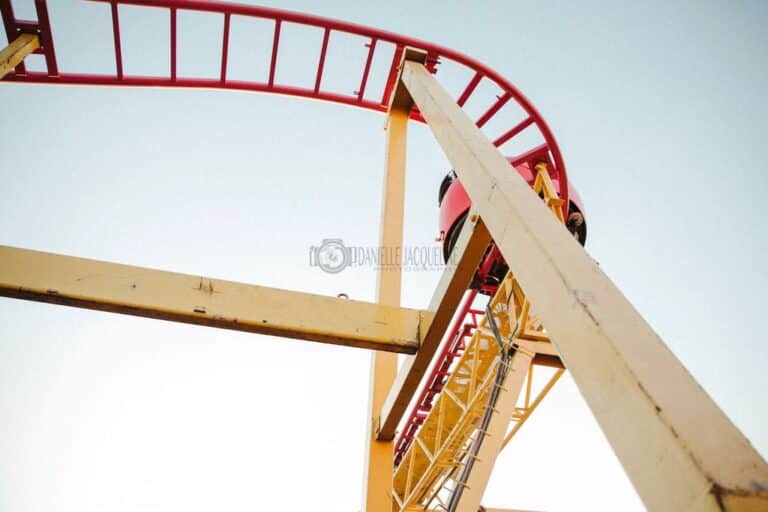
[[392, 273, 546, 511]]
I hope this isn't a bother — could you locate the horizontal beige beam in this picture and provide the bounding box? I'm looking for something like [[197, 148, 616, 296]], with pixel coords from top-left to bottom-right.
[[401, 60, 768, 510], [0, 245, 430, 354], [377, 212, 491, 440], [0, 33, 39, 79]]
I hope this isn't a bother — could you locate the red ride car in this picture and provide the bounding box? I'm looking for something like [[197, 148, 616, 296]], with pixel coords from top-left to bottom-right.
[[438, 160, 587, 295]]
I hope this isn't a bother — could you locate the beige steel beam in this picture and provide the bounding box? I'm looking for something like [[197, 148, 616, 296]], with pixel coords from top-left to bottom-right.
[[0, 245, 429, 354], [0, 33, 39, 79], [362, 102, 411, 511], [377, 212, 491, 440], [398, 58, 768, 510]]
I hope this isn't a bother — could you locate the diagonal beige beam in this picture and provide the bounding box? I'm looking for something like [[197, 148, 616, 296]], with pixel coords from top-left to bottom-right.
[[0, 33, 39, 79], [0, 245, 430, 354], [399, 58, 768, 510], [376, 211, 491, 440]]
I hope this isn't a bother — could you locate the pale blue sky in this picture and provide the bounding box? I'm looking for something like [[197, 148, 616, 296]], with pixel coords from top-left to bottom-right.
[[0, 1, 766, 511]]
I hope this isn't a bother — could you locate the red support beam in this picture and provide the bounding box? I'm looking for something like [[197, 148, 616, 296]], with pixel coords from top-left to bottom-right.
[[356, 37, 376, 102], [476, 91, 511, 128], [493, 116, 533, 147], [268, 19, 281, 88], [170, 7, 177, 80], [220, 12, 230, 82], [457, 71, 482, 107], [110, 2, 123, 80], [314, 27, 330, 93]]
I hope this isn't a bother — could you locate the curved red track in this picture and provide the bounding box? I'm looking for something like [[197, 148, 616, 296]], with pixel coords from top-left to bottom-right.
[[1, 0, 568, 212], [2, 0, 570, 462]]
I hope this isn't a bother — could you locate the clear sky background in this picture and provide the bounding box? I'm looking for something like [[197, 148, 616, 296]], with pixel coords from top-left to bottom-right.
[[1, 1, 766, 511]]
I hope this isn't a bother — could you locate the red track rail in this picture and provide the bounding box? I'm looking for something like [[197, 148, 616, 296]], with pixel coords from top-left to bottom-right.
[[0, 0, 569, 215], [394, 290, 482, 467]]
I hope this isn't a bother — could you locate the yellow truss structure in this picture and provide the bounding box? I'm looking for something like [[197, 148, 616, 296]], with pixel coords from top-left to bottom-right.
[[393, 167, 565, 512], [1, 36, 767, 512], [393, 272, 529, 511]]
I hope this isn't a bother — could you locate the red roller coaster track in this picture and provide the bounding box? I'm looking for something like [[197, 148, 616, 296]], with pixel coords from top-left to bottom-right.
[[1, 0, 568, 213], [1, 0, 571, 471]]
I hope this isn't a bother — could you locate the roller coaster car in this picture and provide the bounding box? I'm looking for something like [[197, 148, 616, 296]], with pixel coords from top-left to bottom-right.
[[438, 160, 587, 295]]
